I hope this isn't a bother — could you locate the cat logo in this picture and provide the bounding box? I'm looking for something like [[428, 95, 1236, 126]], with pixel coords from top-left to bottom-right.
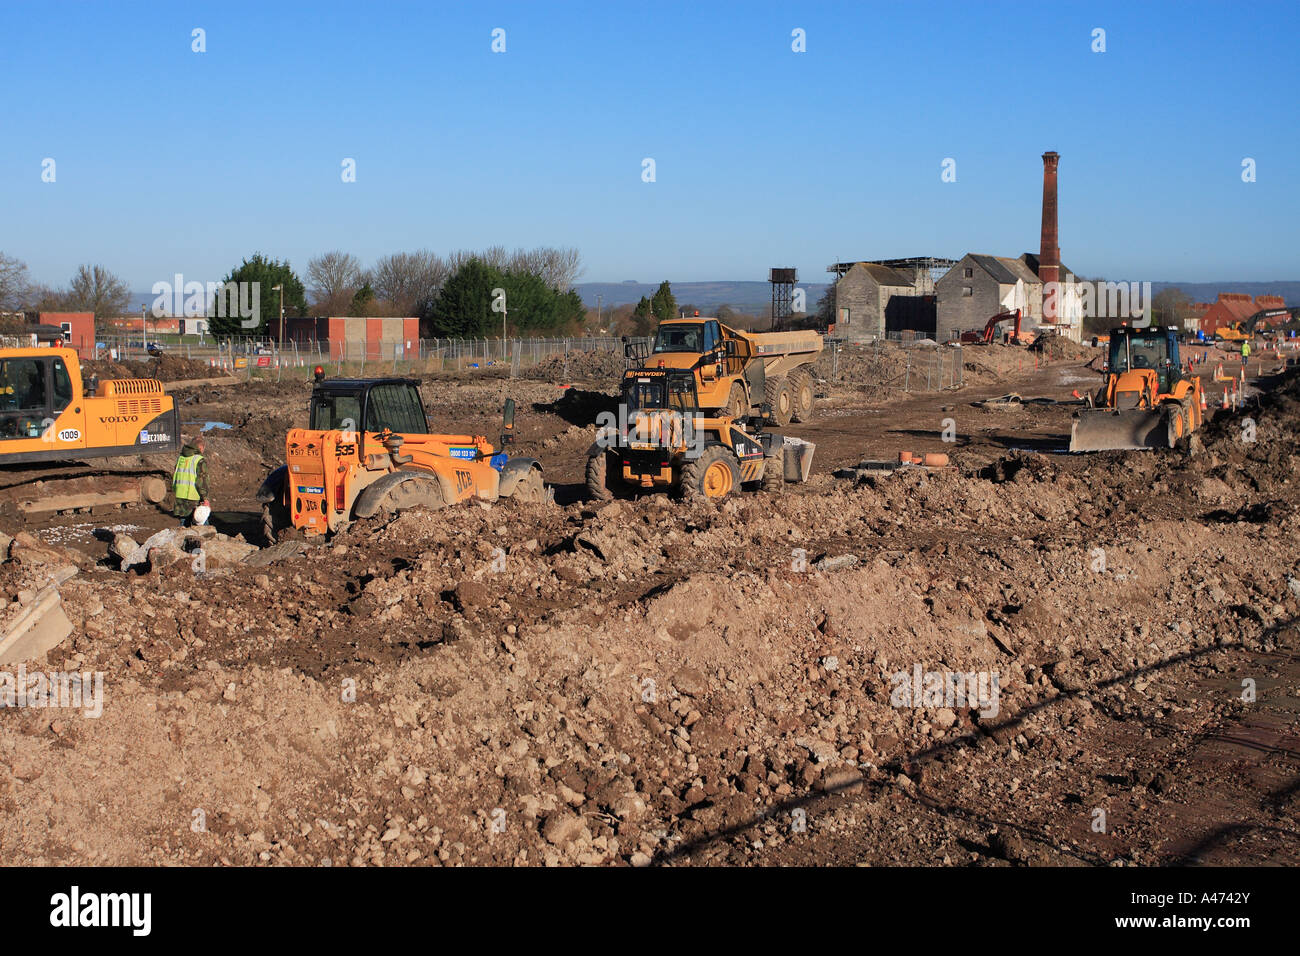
[[454, 469, 473, 494]]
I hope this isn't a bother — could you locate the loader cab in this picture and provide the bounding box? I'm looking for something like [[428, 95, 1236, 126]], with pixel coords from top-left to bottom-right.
[[309, 378, 429, 437], [621, 368, 699, 413], [1107, 328, 1181, 393]]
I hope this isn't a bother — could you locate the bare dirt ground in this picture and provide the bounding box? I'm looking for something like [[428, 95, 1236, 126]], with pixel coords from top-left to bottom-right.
[[1, 340, 1296, 867]]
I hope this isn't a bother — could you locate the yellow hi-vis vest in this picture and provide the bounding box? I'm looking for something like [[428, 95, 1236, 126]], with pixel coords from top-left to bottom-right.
[[173, 453, 203, 501]]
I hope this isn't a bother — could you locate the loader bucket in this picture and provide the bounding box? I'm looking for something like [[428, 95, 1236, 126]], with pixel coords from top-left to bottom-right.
[[1069, 407, 1170, 452], [782, 437, 816, 481]]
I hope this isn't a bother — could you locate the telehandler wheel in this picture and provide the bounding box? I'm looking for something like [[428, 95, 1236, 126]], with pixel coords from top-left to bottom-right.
[[509, 467, 546, 503], [790, 372, 815, 423], [585, 450, 617, 501], [680, 445, 740, 500], [765, 375, 794, 427], [725, 382, 748, 420], [375, 473, 445, 518], [261, 500, 290, 546], [761, 446, 786, 493]]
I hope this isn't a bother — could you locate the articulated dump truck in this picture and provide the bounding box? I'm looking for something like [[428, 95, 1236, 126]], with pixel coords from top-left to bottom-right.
[[626, 317, 823, 426]]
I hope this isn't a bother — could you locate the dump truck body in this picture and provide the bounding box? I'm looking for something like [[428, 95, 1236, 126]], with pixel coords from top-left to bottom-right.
[[633, 318, 823, 425], [1070, 327, 1203, 452]]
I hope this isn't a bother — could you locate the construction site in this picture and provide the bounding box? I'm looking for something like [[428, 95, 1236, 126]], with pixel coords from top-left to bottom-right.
[[0, 297, 1296, 869]]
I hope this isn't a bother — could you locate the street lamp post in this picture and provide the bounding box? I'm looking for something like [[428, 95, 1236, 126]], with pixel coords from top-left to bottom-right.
[[271, 283, 284, 356]]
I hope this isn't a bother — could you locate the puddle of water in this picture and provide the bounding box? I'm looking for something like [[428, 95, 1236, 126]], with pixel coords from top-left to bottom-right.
[[183, 421, 234, 431]]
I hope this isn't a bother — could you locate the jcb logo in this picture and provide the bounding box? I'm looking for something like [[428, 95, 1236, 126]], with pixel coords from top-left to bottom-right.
[[455, 470, 473, 494]]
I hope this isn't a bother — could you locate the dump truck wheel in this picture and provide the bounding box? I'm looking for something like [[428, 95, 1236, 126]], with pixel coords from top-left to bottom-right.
[[790, 372, 815, 423], [681, 446, 739, 500], [765, 375, 793, 426], [762, 446, 785, 493], [726, 382, 748, 420], [510, 466, 545, 503], [585, 450, 616, 501]]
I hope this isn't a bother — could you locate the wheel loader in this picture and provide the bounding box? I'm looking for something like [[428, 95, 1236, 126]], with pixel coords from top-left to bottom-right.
[[1069, 326, 1204, 452], [257, 371, 543, 542], [585, 367, 815, 501], [0, 346, 179, 516], [624, 316, 822, 426]]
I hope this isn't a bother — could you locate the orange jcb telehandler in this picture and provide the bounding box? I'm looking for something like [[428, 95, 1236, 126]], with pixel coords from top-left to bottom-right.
[[257, 370, 543, 542]]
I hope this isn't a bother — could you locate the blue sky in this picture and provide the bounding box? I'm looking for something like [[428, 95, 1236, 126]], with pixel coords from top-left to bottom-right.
[[2, 0, 1296, 294]]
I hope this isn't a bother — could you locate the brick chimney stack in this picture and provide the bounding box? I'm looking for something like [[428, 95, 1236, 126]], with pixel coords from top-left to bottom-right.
[[1039, 151, 1061, 287]]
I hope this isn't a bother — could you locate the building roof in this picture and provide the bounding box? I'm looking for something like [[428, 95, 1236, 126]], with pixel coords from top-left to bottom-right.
[[957, 254, 1043, 287], [1018, 253, 1077, 284], [840, 262, 915, 288]]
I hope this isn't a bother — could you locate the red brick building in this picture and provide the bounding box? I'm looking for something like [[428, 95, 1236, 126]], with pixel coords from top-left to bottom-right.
[[39, 312, 95, 359], [1197, 293, 1280, 335]]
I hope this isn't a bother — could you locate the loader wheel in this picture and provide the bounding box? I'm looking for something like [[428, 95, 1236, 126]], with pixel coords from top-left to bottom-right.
[[680, 446, 739, 500], [725, 382, 748, 420], [762, 446, 785, 494], [765, 375, 794, 427], [376, 474, 445, 517], [585, 450, 616, 501], [510, 467, 545, 503], [790, 372, 815, 423]]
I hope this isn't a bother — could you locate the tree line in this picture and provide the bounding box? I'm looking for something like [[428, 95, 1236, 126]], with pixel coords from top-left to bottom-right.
[[0, 252, 131, 332], [211, 246, 586, 337], [0, 246, 586, 338]]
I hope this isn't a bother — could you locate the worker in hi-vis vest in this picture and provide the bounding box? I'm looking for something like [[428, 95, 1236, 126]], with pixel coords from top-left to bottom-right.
[[172, 435, 210, 525]]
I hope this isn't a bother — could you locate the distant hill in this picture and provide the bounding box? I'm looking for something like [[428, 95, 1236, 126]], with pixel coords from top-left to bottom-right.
[[575, 281, 830, 315]]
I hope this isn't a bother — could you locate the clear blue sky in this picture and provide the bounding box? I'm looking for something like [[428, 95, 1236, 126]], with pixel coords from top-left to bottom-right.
[[2, 0, 1296, 294]]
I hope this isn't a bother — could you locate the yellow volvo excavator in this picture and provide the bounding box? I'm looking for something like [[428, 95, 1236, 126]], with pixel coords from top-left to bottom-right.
[[0, 346, 180, 515]]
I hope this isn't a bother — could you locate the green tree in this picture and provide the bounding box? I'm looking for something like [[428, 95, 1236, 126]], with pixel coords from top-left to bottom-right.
[[427, 258, 504, 337], [650, 280, 677, 324], [209, 253, 307, 336], [349, 282, 376, 316], [631, 295, 654, 335]]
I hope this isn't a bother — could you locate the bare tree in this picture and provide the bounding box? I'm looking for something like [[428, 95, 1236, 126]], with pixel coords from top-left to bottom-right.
[[307, 251, 364, 314], [370, 250, 448, 315], [65, 264, 130, 324], [0, 252, 32, 312], [537, 246, 583, 290]]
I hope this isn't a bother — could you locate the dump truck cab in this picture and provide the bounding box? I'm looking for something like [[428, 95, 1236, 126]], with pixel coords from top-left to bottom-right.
[[259, 374, 542, 540]]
